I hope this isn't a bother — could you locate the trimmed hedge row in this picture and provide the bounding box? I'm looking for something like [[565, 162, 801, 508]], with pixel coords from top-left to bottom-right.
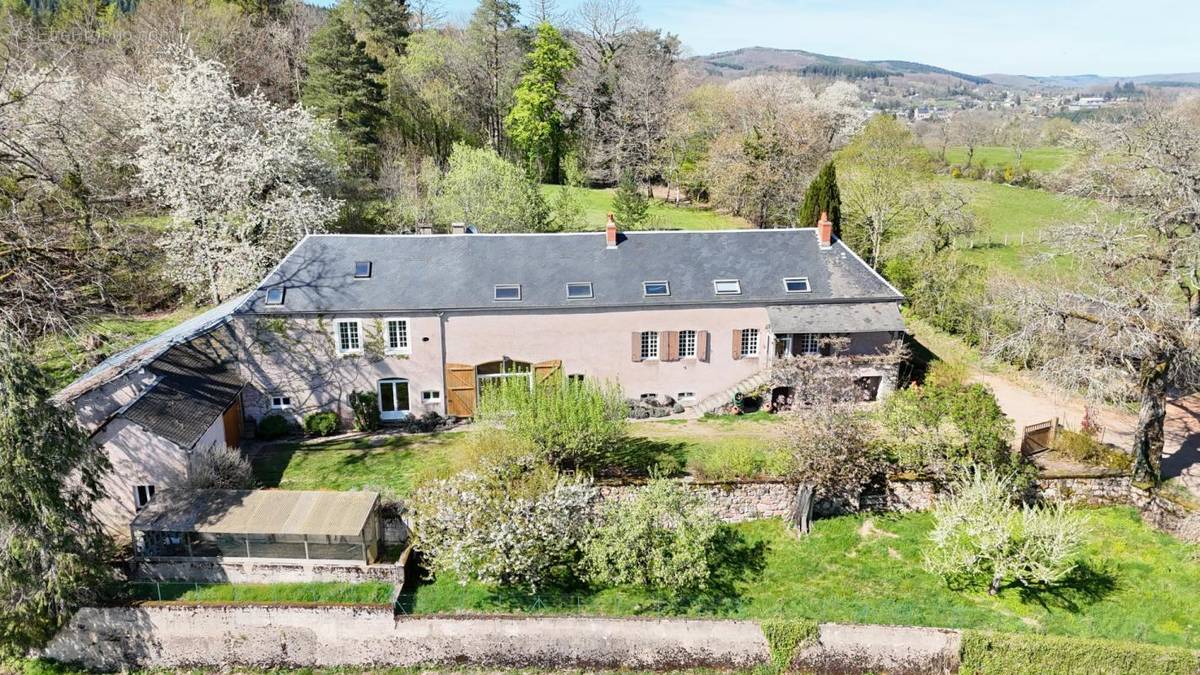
[[960, 630, 1200, 675]]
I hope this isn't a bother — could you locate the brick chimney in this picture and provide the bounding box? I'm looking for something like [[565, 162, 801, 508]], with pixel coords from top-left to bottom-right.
[[451, 222, 466, 235], [606, 213, 618, 249], [817, 211, 833, 249]]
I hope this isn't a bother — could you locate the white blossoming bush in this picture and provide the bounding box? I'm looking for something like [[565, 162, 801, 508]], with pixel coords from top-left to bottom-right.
[[130, 52, 342, 302], [924, 470, 1086, 595], [408, 453, 596, 590]]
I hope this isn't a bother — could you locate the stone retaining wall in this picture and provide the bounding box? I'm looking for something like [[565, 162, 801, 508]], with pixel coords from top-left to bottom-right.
[[129, 558, 402, 584], [43, 606, 962, 673]]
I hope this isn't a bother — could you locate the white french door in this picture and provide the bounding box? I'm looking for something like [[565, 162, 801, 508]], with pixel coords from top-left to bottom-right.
[[378, 379, 411, 421]]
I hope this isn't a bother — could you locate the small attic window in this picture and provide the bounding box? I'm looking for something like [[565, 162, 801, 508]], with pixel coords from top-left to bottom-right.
[[713, 279, 741, 295], [784, 277, 811, 293], [354, 261, 372, 278], [494, 284, 521, 301], [643, 281, 670, 297], [566, 282, 593, 299], [265, 287, 285, 305]]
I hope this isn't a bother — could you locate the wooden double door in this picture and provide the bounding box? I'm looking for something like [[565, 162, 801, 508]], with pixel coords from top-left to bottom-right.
[[444, 359, 562, 418]]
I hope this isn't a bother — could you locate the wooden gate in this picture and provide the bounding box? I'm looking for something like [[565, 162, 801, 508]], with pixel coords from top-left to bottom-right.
[[1021, 418, 1058, 456], [533, 360, 563, 386], [445, 363, 476, 418], [222, 395, 243, 448]]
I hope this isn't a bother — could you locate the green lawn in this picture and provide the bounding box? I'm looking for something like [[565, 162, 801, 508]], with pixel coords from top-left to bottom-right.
[[36, 306, 207, 388], [945, 145, 1076, 173], [128, 580, 393, 605], [542, 185, 751, 231], [401, 507, 1200, 649]]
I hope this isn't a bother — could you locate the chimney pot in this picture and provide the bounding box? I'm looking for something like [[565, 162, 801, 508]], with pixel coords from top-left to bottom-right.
[[451, 222, 466, 235], [817, 211, 833, 249], [605, 213, 618, 249], [417, 224, 434, 235]]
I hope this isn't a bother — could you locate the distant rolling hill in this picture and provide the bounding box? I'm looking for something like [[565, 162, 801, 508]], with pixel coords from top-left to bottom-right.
[[983, 72, 1200, 89], [693, 46, 991, 85]]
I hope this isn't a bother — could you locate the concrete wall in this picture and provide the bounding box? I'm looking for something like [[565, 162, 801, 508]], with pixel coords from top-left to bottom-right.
[[129, 559, 402, 584], [92, 418, 192, 535], [44, 606, 963, 673]]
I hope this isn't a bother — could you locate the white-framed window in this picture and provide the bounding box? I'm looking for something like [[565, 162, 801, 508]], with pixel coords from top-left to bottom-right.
[[713, 279, 741, 295], [270, 395, 292, 410], [335, 319, 363, 355], [566, 282, 594, 299], [265, 287, 285, 305], [643, 281, 670, 297], [568, 373, 585, 383], [421, 390, 442, 403], [640, 331, 659, 360], [134, 484, 156, 511], [639, 393, 658, 400], [677, 391, 696, 401], [354, 261, 372, 278], [799, 333, 820, 355], [494, 284, 522, 301], [741, 328, 760, 357], [385, 318, 410, 354], [784, 277, 811, 293], [679, 329, 697, 358]]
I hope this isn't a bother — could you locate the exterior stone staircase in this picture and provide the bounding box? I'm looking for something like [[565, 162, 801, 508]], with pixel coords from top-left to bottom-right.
[[691, 370, 772, 416]]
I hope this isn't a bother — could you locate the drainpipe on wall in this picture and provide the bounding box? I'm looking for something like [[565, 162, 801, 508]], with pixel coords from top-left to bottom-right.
[[437, 311, 448, 417]]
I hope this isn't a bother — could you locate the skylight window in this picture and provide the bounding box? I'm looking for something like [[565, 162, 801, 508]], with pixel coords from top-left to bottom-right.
[[354, 261, 372, 278], [643, 281, 670, 297], [566, 282, 594, 299], [265, 287, 285, 305], [714, 279, 741, 295], [784, 277, 811, 293], [494, 284, 522, 301]]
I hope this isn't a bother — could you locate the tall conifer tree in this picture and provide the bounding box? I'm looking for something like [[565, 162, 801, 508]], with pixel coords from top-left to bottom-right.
[[799, 161, 842, 238]]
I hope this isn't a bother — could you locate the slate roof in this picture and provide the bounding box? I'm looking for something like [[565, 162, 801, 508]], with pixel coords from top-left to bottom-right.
[[55, 293, 250, 404], [131, 489, 379, 537], [238, 230, 903, 315], [121, 326, 244, 449], [767, 302, 906, 334]]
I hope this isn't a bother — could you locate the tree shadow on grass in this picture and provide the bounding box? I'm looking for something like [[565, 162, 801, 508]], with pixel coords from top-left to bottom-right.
[[598, 436, 689, 478], [1015, 561, 1119, 613]]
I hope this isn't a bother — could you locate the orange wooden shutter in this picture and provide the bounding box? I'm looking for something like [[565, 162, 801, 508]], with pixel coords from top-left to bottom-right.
[[667, 331, 680, 361], [697, 331, 710, 362], [445, 363, 476, 417], [534, 360, 563, 386], [732, 329, 743, 360], [659, 331, 672, 361], [632, 332, 642, 362]]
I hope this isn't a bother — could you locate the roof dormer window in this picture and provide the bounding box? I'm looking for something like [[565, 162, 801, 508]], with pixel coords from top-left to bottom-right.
[[265, 287, 285, 305], [713, 279, 741, 295], [642, 281, 670, 297], [354, 261, 372, 279], [494, 284, 521, 301]]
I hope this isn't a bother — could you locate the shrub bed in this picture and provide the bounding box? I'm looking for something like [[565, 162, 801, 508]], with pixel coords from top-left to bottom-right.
[[303, 411, 339, 437], [257, 414, 291, 440], [959, 630, 1200, 675]]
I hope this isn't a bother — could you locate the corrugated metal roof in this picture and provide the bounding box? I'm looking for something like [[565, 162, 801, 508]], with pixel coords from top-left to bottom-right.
[[767, 302, 906, 334], [238, 230, 904, 315], [130, 489, 379, 537]]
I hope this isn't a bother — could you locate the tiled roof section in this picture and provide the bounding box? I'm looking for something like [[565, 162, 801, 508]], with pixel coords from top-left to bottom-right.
[[122, 326, 244, 449], [238, 230, 903, 315], [767, 302, 907, 334], [55, 293, 250, 403]]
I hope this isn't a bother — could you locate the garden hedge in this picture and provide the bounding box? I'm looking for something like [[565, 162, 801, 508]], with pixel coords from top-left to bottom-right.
[[304, 411, 339, 437], [759, 619, 819, 672], [959, 630, 1200, 675]]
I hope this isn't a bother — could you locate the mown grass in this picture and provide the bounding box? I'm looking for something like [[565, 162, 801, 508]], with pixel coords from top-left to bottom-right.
[[36, 306, 207, 388], [128, 580, 393, 605], [402, 507, 1200, 649], [541, 184, 751, 231], [944, 145, 1076, 173]]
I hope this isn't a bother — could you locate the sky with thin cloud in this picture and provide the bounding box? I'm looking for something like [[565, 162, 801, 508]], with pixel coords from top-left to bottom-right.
[[419, 0, 1198, 76]]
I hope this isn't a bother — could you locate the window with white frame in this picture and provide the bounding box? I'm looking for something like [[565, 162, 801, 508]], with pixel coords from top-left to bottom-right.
[[134, 484, 156, 510], [783, 277, 811, 293], [713, 279, 741, 295], [421, 390, 442, 403], [799, 333, 820, 355], [642, 281, 670, 297], [494, 284, 521, 301], [335, 319, 362, 354], [640, 331, 659, 360], [677, 391, 696, 401], [741, 328, 759, 356], [678, 329, 697, 358], [566, 282, 593, 299], [270, 395, 292, 409], [385, 319, 410, 353]]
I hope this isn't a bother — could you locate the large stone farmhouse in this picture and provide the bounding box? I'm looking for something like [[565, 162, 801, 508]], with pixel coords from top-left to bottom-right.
[[57, 218, 905, 532]]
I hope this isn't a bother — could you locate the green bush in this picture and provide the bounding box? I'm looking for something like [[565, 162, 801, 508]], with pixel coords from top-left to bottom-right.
[[257, 414, 291, 440], [760, 619, 820, 672], [960, 630, 1200, 675], [1053, 429, 1133, 472], [686, 439, 792, 480], [303, 411, 339, 437], [348, 390, 380, 432]]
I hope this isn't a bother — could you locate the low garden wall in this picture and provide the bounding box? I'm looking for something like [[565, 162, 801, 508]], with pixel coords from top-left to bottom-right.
[[129, 558, 402, 585], [43, 606, 962, 673]]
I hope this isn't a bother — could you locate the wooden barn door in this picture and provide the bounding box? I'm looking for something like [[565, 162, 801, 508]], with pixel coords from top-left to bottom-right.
[[533, 360, 563, 386], [445, 363, 477, 418], [222, 395, 243, 448]]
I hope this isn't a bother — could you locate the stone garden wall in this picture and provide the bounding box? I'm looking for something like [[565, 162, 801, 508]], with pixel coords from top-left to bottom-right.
[[129, 558, 403, 585]]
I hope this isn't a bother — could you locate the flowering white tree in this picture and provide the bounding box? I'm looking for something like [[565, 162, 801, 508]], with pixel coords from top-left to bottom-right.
[[130, 53, 342, 303]]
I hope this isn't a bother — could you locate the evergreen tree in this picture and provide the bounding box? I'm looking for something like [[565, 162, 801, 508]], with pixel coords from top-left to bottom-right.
[[799, 161, 842, 238], [505, 22, 576, 183], [0, 332, 116, 655], [303, 6, 386, 170], [356, 0, 410, 57], [466, 0, 521, 150], [612, 172, 650, 229]]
